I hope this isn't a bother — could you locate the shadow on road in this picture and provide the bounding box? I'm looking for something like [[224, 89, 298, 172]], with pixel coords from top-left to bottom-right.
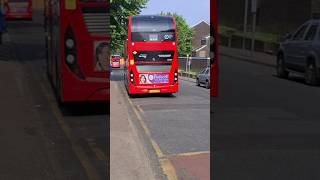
[[129, 93, 177, 99], [273, 74, 320, 87], [60, 102, 110, 116]]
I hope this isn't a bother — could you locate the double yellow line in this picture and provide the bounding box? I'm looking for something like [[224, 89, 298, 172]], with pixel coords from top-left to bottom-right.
[[125, 89, 179, 180], [39, 79, 102, 180]]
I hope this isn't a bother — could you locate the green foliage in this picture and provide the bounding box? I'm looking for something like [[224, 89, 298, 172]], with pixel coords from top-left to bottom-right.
[[110, 1, 194, 56], [160, 12, 194, 57], [110, 0, 148, 53]]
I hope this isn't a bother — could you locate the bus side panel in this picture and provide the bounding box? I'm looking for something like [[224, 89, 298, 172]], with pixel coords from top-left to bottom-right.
[[59, 1, 110, 102], [211, 0, 219, 97]]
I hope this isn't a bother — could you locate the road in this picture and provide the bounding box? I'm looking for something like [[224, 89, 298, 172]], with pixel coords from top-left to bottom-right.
[[213, 55, 320, 180], [0, 21, 108, 179], [111, 68, 210, 180]]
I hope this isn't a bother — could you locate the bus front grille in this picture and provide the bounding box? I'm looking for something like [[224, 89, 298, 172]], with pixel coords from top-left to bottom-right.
[[82, 7, 110, 35]]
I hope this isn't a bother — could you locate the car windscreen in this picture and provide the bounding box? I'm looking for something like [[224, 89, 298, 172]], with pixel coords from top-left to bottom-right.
[[131, 16, 176, 42]]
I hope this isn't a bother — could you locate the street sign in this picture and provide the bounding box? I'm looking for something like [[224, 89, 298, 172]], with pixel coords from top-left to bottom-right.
[[251, 0, 257, 13]]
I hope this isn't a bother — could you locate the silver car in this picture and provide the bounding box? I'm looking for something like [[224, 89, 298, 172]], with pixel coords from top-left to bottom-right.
[[277, 19, 320, 85], [196, 67, 210, 89]]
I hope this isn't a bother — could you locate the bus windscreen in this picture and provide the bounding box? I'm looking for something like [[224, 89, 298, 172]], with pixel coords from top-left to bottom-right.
[[133, 51, 174, 63], [131, 16, 176, 42]]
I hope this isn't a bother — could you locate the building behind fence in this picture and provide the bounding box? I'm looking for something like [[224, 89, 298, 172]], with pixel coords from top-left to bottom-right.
[[178, 57, 210, 77]]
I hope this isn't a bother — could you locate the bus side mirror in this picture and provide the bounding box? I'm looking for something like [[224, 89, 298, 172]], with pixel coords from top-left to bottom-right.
[[65, 0, 76, 10]]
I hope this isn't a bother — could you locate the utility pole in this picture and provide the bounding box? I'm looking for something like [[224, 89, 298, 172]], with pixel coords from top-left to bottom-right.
[[311, 0, 320, 18], [242, 0, 249, 50], [251, 0, 257, 53]]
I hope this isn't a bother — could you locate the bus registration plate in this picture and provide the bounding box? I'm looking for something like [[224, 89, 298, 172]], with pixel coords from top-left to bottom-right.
[[149, 89, 160, 93]]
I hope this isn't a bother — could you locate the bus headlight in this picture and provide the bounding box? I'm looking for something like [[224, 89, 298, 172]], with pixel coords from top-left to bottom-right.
[[130, 71, 135, 84], [66, 39, 74, 48], [64, 26, 85, 80], [174, 70, 178, 83], [66, 54, 75, 64]]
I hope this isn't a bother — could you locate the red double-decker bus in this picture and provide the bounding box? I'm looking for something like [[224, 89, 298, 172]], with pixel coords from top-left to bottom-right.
[[124, 15, 179, 95], [45, 0, 110, 103], [211, 0, 219, 97], [5, 0, 32, 20]]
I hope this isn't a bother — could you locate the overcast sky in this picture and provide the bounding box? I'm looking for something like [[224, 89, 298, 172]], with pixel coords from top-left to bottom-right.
[[140, 0, 210, 27]]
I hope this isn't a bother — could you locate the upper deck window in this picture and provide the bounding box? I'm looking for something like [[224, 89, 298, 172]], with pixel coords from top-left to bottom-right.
[[131, 16, 176, 42]]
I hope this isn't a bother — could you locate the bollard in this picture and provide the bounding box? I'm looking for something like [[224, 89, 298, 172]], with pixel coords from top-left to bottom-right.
[[186, 55, 189, 77], [188, 57, 192, 78]]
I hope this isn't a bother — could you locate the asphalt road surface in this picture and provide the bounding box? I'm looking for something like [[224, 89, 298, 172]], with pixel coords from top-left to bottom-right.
[[213, 55, 320, 180], [0, 20, 108, 180], [111, 68, 210, 179]]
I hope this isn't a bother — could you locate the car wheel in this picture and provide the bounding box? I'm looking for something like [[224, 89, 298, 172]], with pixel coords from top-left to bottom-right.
[[196, 78, 200, 86], [205, 80, 210, 89], [305, 62, 319, 86], [276, 55, 289, 78]]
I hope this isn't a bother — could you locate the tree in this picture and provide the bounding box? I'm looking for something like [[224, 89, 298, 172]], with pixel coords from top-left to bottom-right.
[[160, 12, 194, 57], [110, 0, 148, 53]]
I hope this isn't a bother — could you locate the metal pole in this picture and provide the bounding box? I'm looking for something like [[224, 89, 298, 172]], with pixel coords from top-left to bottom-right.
[[251, 0, 257, 55], [242, 0, 249, 50], [251, 12, 256, 53], [188, 57, 192, 78], [186, 55, 189, 77]]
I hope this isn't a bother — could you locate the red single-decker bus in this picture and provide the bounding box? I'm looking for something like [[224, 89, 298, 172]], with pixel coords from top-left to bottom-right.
[[124, 15, 179, 95]]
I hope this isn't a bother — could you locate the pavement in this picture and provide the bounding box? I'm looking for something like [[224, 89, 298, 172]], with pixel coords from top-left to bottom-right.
[[0, 19, 108, 180], [213, 54, 320, 180], [0, 29, 88, 180], [110, 81, 157, 180], [179, 76, 196, 83], [219, 46, 276, 67]]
